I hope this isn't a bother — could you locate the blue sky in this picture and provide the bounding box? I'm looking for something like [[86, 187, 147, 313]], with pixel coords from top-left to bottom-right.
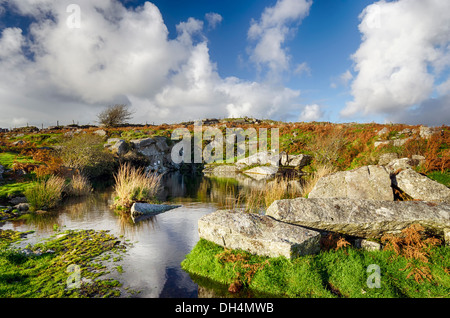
[[0, 0, 449, 128]]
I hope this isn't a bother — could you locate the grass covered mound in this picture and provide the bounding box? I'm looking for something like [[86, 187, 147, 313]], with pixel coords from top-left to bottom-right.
[[182, 237, 450, 298], [0, 229, 129, 298]]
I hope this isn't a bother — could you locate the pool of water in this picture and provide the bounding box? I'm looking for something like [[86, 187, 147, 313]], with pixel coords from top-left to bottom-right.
[[0, 172, 265, 298]]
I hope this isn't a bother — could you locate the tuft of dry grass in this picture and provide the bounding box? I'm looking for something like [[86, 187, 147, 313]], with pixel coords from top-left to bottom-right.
[[25, 175, 66, 211], [67, 173, 93, 197], [113, 163, 162, 210], [300, 164, 337, 197], [225, 177, 303, 213]]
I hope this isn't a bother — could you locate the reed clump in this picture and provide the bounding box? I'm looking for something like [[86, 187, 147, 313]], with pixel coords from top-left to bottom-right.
[[67, 173, 93, 197], [24, 175, 66, 211], [112, 163, 162, 210]]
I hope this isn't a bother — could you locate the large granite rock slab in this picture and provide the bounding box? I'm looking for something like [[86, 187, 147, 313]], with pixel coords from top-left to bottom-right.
[[198, 210, 321, 259], [308, 165, 394, 201], [266, 197, 450, 239], [393, 168, 450, 203]]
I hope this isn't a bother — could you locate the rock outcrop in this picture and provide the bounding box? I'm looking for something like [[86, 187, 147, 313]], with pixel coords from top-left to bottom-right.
[[280, 152, 312, 168], [393, 168, 450, 203], [129, 137, 177, 173], [308, 165, 394, 201], [104, 138, 129, 156], [384, 158, 421, 174], [198, 210, 321, 259], [374, 125, 437, 148], [266, 197, 450, 239], [235, 151, 280, 167]]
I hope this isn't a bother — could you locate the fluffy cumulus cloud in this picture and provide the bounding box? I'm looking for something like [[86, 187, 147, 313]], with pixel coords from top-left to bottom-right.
[[247, 0, 312, 80], [343, 0, 450, 126], [298, 104, 322, 122], [0, 0, 301, 128]]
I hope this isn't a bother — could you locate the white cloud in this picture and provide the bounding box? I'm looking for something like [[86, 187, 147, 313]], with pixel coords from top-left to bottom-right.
[[331, 70, 353, 89], [340, 70, 353, 86], [294, 62, 311, 77], [205, 12, 223, 30], [299, 104, 322, 122], [342, 0, 450, 125], [247, 0, 312, 80], [0, 0, 301, 128]]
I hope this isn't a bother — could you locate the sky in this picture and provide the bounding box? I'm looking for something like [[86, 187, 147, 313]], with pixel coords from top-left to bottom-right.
[[0, 0, 449, 128]]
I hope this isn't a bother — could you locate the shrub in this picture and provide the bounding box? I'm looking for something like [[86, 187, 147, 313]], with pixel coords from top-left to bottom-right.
[[113, 163, 162, 210], [59, 134, 115, 179], [24, 175, 66, 211]]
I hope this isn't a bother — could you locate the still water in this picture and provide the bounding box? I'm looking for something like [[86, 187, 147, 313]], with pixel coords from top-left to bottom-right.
[[1, 172, 270, 298]]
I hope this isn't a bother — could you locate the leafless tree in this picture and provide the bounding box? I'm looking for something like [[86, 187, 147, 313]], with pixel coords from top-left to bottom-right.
[[97, 104, 134, 127]]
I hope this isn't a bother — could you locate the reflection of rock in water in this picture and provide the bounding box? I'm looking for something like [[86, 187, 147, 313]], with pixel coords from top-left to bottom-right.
[[158, 172, 204, 202], [159, 267, 198, 298]]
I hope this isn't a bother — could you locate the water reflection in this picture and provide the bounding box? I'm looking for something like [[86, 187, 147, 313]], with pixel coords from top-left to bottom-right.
[[1, 172, 301, 298]]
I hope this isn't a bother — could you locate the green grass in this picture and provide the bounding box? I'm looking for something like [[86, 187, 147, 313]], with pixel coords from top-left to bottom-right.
[[182, 239, 450, 298], [0, 152, 37, 169], [427, 170, 450, 188], [0, 229, 128, 298], [8, 133, 63, 147], [0, 181, 35, 201]]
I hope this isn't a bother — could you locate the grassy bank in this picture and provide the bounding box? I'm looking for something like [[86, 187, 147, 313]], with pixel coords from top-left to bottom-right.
[[182, 238, 450, 298], [0, 229, 130, 298]]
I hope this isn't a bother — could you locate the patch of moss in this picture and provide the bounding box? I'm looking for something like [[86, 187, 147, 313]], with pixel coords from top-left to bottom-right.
[[0, 181, 35, 201], [0, 229, 131, 298]]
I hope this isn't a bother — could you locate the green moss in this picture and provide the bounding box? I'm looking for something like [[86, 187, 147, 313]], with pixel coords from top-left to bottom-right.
[[0, 181, 36, 201], [0, 229, 131, 298]]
